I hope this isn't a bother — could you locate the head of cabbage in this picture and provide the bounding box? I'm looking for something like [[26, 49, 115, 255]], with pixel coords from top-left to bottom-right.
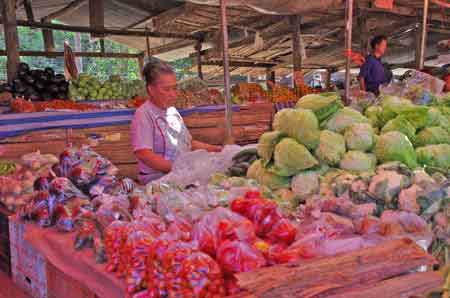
[[257, 131, 285, 166], [381, 115, 416, 144], [315, 130, 346, 166], [295, 93, 343, 122], [271, 138, 319, 176], [365, 106, 383, 129], [273, 108, 320, 150], [323, 107, 370, 133], [246, 159, 291, 190], [416, 144, 450, 170], [339, 151, 377, 173], [375, 131, 418, 169], [415, 126, 450, 147], [344, 123, 374, 152]]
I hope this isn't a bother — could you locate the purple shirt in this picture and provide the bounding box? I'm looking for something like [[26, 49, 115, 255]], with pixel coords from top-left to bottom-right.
[[359, 55, 388, 95]]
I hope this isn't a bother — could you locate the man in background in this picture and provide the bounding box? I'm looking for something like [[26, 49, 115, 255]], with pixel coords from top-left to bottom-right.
[[359, 35, 390, 96]]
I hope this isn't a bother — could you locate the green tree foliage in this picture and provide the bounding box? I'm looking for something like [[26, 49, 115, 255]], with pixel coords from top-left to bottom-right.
[[0, 26, 150, 82]]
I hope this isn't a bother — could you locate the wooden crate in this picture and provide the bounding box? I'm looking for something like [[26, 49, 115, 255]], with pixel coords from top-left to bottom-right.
[[46, 262, 97, 298], [0, 205, 12, 275]]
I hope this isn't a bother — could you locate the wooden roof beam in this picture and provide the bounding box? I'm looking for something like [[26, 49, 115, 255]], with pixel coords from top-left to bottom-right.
[[152, 4, 188, 31], [7, 19, 201, 40], [42, 0, 88, 22], [23, 0, 34, 22]]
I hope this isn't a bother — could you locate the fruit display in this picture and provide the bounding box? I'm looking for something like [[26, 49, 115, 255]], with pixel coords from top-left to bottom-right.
[[269, 84, 298, 103], [0, 63, 69, 101], [175, 78, 224, 109], [10, 98, 96, 113], [69, 74, 146, 101], [231, 83, 269, 104]]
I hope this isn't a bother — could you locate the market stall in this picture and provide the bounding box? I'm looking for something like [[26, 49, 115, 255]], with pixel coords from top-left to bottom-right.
[[1, 0, 450, 298]]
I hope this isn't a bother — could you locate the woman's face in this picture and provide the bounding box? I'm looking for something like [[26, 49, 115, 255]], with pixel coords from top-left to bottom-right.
[[147, 73, 178, 109]]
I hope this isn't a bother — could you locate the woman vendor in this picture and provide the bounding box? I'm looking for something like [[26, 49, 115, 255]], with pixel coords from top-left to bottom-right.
[[131, 59, 222, 184]]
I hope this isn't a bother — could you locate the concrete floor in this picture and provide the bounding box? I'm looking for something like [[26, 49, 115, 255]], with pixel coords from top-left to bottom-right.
[[0, 271, 30, 298]]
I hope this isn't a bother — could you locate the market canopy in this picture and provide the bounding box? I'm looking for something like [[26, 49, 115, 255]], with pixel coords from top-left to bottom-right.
[[184, 0, 343, 15]]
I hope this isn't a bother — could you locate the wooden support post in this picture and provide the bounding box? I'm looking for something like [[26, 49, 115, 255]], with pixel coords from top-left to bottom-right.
[[2, 0, 20, 83], [42, 27, 55, 52], [417, 0, 429, 70], [266, 68, 275, 90], [344, 0, 354, 103], [145, 28, 151, 58], [290, 15, 302, 96], [89, 0, 104, 38], [100, 38, 105, 55], [195, 40, 203, 80], [325, 69, 332, 90], [220, 0, 234, 144], [357, 8, 369, 56], [23, 0, 35, 22], [138, 53, 145, 79]]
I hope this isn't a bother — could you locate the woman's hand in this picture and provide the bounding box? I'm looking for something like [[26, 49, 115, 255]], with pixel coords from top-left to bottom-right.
[[206, 144, 222, 153]]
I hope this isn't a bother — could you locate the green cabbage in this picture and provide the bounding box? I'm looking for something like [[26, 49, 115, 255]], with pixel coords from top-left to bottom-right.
[[257, 131, 285, 166], [315, 130, 346, 166], [323, 107, 370, 133], [344, 123, 374, 152], [365, 106, 383, 129], [381, 115, 416, 143], [246, 159, 290, 190], [415, 127, 450, 147], [291, 170, 320, 197], [272, 108, 320, 149], [416, 144, 450, 169], [375, 131, 418, 169], [339, 151, 377, 173], [380, 99, 429, 129], [296, 93, 343, 122], [272, 138, 318, 176]]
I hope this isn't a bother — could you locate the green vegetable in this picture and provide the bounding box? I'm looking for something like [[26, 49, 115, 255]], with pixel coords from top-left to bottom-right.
[[272, 108, 320, 150], [291, 170, 320, 197], [257, 131, 285, 166], [416, 144, 450, 169], [339, 151, 377, 173], [381, 115, 416, 143], [271, 138, 318, 176], [365, 106, 383, 129], [323, 107, 370, 133], [246, 159, 291, 190], [381, 99, 429, 129], [315, 130, 346, 166], [415, 127, 450, 147], [344, 123, 374, 152], [375, 131, 418, 169], [295, 93, 343, 122]]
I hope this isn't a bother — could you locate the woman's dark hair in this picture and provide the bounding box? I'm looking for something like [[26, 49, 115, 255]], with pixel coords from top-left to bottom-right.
[[142, 58, 174, 85], [371, 35, 387, 50]]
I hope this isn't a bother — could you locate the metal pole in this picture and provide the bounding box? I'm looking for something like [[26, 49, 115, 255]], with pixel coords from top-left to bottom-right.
[[220, 0, 234, 144], [418, 0, 429, 70], [344, 0, 354, 103]]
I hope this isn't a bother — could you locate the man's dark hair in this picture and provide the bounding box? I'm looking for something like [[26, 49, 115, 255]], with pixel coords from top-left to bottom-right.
[[371, 35, 387, 50], [142, 58, 174, 86]]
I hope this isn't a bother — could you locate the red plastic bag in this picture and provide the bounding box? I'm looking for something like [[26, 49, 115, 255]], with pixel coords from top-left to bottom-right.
[[266, 218, 296, 245], [374, 0, 394, 9], [124, 231, 154, 294], [216, 240, 266, 275], [192, 207, 256, 257], [104, 221, 131, 273]]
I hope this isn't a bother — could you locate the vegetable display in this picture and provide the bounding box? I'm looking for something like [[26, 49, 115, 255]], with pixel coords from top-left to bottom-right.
[[0, 63, 69, 101]]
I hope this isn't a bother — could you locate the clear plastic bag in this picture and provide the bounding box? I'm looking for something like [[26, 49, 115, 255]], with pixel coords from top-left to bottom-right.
[[192, 207, 256, 257], [216, 240, 266, 274], [348, 88, 378, 112]]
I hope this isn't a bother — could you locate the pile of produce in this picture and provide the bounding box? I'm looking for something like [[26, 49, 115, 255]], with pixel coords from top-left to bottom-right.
[[69, 74, 146, 101], [8, 142, 444, 298], [239, 91, 449, 265], [10, 98, 96, 113], [175, 78, 224, 109], [269, 84, 297, 103], [232, 83, 269, 104], [0, 63, 69, 101]]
